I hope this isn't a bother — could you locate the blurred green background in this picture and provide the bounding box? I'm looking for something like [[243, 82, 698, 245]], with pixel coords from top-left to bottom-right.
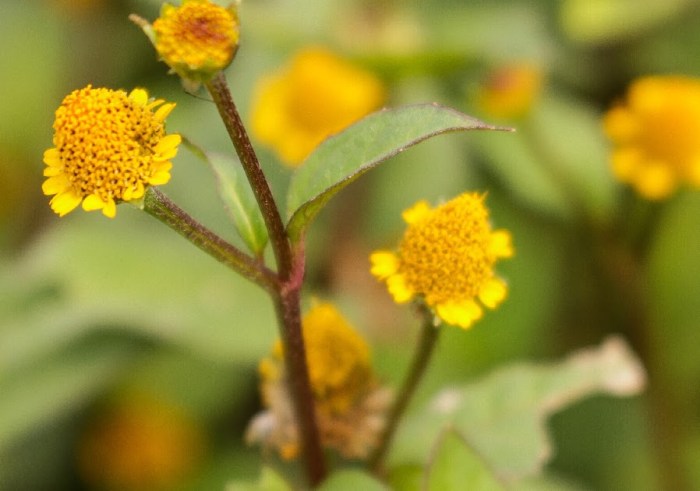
[[2, 0, 700, 489]]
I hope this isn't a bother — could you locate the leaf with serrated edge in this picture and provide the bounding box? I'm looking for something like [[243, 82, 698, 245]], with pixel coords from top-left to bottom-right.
[[285, 104, 507, 242], [389, 336, 646, 484]]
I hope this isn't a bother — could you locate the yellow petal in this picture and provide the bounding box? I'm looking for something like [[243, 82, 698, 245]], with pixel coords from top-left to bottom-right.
[[43, 148, 61, 167], [489, 230, 514, 258], [43, 167, 62, 177], [610, 147, 642, 181], [102, 198, 117, 218], [128, 88, 149, 106], [435, 299, 482, 329], [386, 274, 414, 304], [401, 200, 432, 225], [635, 161, 676, 200], [49, 190, 82, 217], [82, 194, 106, 211], [478, 278, 508, 309], [42, 175, 72, 196], [369, 251, 399, 279], [154, 133, 181, 158], [148, 171, 171, 185], [153, 102, 176, 123]]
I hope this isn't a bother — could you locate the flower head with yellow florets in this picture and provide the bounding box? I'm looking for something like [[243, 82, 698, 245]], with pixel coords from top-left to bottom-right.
[[251, 47, 385, 167], [603, 75, 700, 200], [371, 192, 514, 329], [246, 303, 391, 460], [43, 85, 180, 218], [151, 0, 239, 84]]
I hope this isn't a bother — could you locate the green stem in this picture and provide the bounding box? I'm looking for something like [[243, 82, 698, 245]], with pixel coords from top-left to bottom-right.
[[205, 72, 292, 276], [369, 312, 441, 473], [143, 188, 276, 292]]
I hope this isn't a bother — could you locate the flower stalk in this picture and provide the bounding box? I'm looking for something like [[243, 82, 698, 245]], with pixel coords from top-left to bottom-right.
[[369, 309, 441, 473], [205, 72, 293, 275], [143, 188, 277, 292], [204, 72, 327, 486]]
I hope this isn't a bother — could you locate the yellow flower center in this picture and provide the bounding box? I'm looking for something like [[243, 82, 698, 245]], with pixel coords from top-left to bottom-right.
[[153, 0, 238, 77], [398, 193, 496, 306], [51, 86, 169, 206]]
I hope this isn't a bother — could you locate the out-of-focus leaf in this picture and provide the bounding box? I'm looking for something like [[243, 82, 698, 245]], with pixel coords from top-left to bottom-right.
[[390, 337, 646, 484], [318, 470, 388, 491], [226, 466, 292, 491], [388, 464, 423, 491], [473, 131, 574, 221], [183, 139, 268, 256], [426, 430, 505, 491], [560, 0, 690, 45], [648, 192, 700, 389], [515, 473, 590, 491], [424, 4, 551, 64], [0, 338, 134, 450], [2, 209, 275, 368], [526, 92, 617, 225], [286, 104, 505, 242]]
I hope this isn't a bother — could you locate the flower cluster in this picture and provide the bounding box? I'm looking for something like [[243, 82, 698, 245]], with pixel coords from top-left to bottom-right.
[[371, 193, 514, 329], [42, 86, 180, 218], [251, 47, 386, 166], [246, 303, 391, 460], [604, 75, 700, 200]]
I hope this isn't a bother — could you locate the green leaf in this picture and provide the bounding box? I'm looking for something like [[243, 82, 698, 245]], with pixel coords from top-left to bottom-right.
[[184, 138, 268, 255], [225, 466, 292, 491], [285, 104, 506, 242], [426, 430, 505, 491], [391, 337, 646, 485], [318, 470, 389, 491]]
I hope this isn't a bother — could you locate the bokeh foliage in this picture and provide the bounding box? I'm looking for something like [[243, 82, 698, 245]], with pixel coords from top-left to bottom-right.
[[2, 0, 700, 489]]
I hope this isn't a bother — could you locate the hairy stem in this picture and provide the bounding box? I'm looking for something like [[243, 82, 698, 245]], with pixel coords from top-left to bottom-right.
[[204, 73, 327, 485], [205, 72, 292, 276], [143, 188, 276, 292], [369, 312, 441, 473]]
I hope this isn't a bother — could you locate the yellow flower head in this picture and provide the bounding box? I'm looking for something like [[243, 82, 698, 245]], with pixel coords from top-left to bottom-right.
[[370, 193, 514, 330], [43, 85, 180, 218], [247, 303, 391, 460], [603, 75, 700, 200], [152, 0, 239, 83], [476, 63, 543, 120], [251, 47, 386, 166], [78, 395, 204, 491]]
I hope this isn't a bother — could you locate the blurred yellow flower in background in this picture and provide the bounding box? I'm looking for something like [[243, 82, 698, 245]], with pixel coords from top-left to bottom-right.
[[371, 193, 514, 329], [476, 63, 544, 120], [247, 302, 391, 460], [42, 86, 180, 218], [152, 0, 239, 83], [604, 75, 700, 199], [78, 395, 205, 491], [251, 47, 386, 166]]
